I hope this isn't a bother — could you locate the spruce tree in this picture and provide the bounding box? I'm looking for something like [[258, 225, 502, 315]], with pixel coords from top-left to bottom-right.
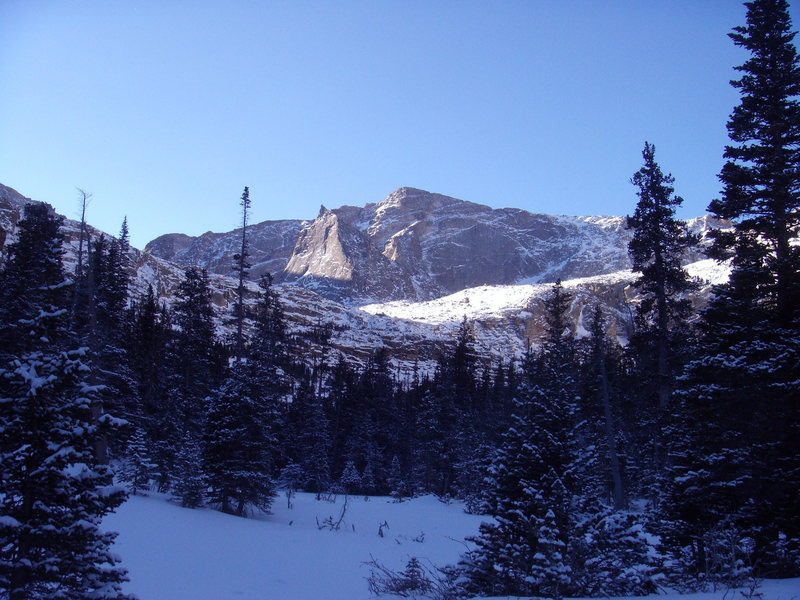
[[462, 282, 656, 598], [0, 203, 69, 360], [627, 142, 697, 413], [119, 426, 157, 495], [625, 143, 698, 505], [169, 267, 224, 429], [663, 0, 800, 581], [710, 0, 800, 324], [231, 186, 251, 361], [0, 203, 130, 599], [204, 364, 275, 516]]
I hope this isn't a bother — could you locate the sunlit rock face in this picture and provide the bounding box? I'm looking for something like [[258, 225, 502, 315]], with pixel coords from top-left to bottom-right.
[[277, 187, 635, 303], [143, 186, 727, 305]]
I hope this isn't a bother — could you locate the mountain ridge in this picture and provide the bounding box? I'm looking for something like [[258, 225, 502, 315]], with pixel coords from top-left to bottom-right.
[[0, 181, 729, 373], [145, 186, 727, 305]]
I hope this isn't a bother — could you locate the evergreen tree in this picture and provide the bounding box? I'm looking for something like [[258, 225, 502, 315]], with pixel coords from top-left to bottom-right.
[[173, 434, 207, 509], [710, 0, 800, 324], [627, 142, 697, 413], [169, 267, 224, 429], [119, 426, 157, 495], [462, 283, 656, 598], [0, 203, 130, 599], [204, 364, 275, 516], [286, 375, 331, 497], [127, 285, 170, 424], [338, 461, 362, 495], [625, 143, 698, 503], [581, 305, 626, 510], [231, 186, 251, 361], [0, 204, 69, 359], [663, 0, 800, 581]]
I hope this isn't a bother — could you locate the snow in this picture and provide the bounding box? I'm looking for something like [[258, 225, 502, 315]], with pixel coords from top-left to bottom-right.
[[684, 258, 731, 285], [105, 492, 484, 600], [104, 492, 799, 600]]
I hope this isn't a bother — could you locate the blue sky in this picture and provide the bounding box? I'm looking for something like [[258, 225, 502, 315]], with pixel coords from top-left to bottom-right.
[[2, 1, 796, 249]]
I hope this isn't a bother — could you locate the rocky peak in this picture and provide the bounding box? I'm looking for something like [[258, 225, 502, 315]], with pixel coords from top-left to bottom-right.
[[138, 186, 728, 305]]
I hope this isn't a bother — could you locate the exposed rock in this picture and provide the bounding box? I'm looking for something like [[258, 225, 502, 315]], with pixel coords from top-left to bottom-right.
[[146, 219, 303, 281], [145, 186, 701, 304]]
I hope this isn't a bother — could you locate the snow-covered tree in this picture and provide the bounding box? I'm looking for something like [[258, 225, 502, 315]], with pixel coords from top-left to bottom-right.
[[119, 426, 157, 495], [0, 203, 131, 599], [662, 0, 800, 581]]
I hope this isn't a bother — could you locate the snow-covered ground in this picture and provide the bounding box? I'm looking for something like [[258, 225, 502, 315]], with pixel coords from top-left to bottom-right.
[[105, 491, 484, 600], [105, 492, 798, 600]]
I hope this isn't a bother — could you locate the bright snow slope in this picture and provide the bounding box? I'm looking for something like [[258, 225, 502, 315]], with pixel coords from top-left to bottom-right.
[[105, 492, 799, 600]]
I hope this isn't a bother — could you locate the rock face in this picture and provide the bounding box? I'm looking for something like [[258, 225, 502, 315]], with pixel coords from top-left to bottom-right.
[[144, 187, 636, 303], [147, 218, 303, 281], [146, 187, 724, 305], [0, 184, 31, 259]]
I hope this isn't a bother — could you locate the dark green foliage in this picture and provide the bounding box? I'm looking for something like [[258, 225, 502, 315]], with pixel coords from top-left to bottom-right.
[[204, 364, 276, 516], [0, 350, 131, 600], [711, 0, 800, 324], [626, 142, 698, 413], [286, 377, 331, 496], [462, 283, 657, 599], [127, 285, 171, 426], [0, 203, 130, 599], [169, 267, 224, 431], [119, 426, 157, 495], [173, 434, 207, 509], [628, 142, 698, 339], [0, 203, 69, 359], [660, 0, 800, 583], [231, 186, 252, 360]]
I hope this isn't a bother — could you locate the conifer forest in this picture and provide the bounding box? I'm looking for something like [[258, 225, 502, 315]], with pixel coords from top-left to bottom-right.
[[1, 1, 799, 598]]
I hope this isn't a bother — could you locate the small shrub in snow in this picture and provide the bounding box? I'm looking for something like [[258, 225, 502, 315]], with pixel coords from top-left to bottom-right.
[[365, 556, 459, 600]]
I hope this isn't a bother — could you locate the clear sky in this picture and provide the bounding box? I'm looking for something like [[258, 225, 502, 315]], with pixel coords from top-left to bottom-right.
[[2, 1, 798, 249]]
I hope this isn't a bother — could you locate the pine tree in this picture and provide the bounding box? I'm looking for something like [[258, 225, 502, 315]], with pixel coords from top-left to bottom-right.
[[0, 203, 131, 599], [173, 434, 207, 509], [231, 186, 251, 361], [710, 0, 800, 324], [462, 282, 656, 598], [627, 142, 697, 413], [582, 305, 626, 510], [127, 285, 170, 424], [169, 267, 224, 430], [625, 142, 698, 505], [338, 461, 362, 495], [663, 0, 800, 581], [204, 363, 276, 516], [462, 283, 582, 598], [0, 203, 69, 360], [119, 426, 156, 495]]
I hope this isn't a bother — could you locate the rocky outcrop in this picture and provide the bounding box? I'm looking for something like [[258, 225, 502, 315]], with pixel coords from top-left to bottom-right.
[[146, 218, 303, 281], [142, 186, 730, 305], [280, 206, 416, 302]]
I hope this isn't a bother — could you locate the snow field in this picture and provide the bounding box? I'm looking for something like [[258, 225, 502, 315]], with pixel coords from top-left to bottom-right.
[[105, 491, 485, 600], [103, 491, 800, 600]]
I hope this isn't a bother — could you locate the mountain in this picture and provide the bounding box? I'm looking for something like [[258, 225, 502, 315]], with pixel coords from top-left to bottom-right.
[[146, 187, 723, 304], [0, 182, 729, 373]]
